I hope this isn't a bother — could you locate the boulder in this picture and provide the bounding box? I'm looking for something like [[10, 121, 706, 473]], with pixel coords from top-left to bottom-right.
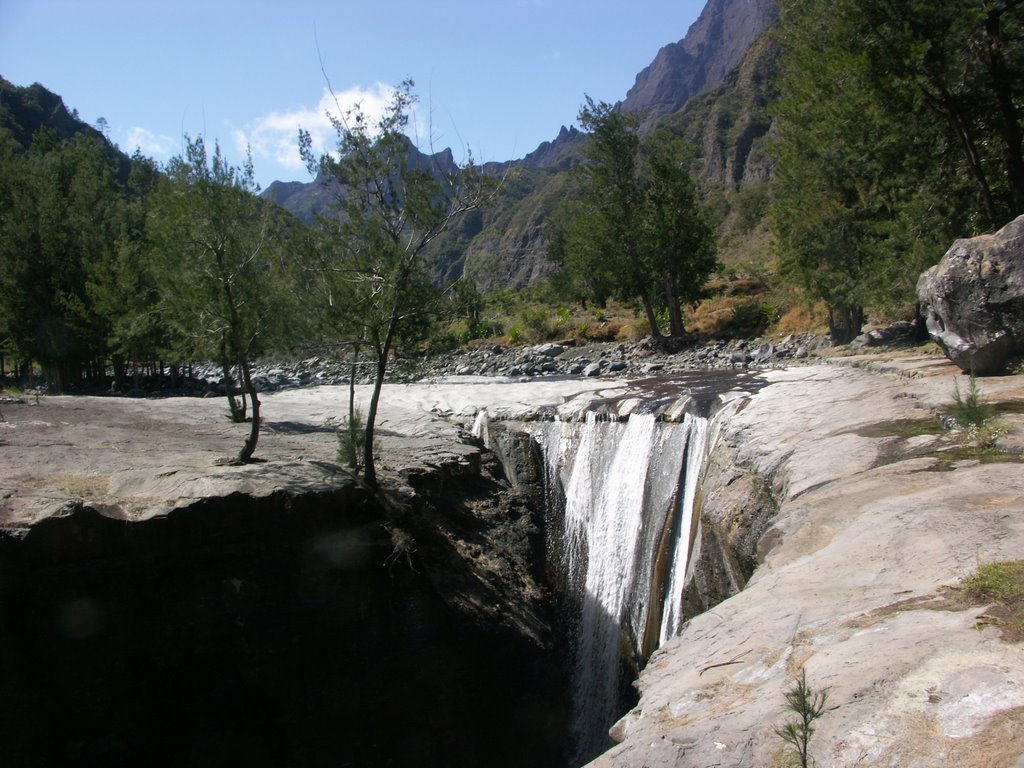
[[917, 215, 1024, 373]]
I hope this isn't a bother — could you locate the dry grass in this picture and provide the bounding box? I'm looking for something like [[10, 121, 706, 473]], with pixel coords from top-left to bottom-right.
[[953, 560, 1024, 642], [22, 473, 111, 498]]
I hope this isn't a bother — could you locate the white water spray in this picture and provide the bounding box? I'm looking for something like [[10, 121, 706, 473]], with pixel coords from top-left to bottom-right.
[[530, 407, 710, 761]]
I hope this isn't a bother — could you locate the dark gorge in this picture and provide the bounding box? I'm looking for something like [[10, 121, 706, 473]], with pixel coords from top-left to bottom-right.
[[0, 373, 767, 768]]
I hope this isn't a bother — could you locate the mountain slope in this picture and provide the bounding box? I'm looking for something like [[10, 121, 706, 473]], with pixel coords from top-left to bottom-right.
[[263, 0, 780, 290], [619, 0, 778, 132]]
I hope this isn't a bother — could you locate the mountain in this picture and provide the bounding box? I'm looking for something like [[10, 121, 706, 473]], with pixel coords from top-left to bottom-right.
[[619, 0, 778, 132], [0, 77, 100, 149], [262, 139, 461, 227], [0, 76, 132, 180], [263, 0, 780, 290]]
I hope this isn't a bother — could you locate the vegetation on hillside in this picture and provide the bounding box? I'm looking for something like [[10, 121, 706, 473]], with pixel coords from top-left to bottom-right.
[[550, 98, 718, 339], [3, 0, 1023, 409], [771, 0, 1024, 343]]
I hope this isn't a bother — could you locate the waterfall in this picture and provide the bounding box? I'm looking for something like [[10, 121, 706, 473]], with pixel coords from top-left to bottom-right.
[[471, 408, 490, 448], [529, 407, 710, 762], [659, 413, 708, 644]]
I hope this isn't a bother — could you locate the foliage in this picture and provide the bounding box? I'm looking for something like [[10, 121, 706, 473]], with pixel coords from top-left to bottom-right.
[[337, 407, 365, 471], [148, 136, 293, 462], [770, 0, 1024, 344], [773, 668, 829, 768], [943, 374, 1008, 449], [300, 78, 495, 487], [552, 98, 719, 338], [945, 374, 995, 428], [0, 128, 131, 390]]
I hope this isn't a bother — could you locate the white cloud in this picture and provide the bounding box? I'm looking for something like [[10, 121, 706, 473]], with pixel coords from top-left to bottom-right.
[[126, 126, 177, 158], [236, 83, 407, 175]]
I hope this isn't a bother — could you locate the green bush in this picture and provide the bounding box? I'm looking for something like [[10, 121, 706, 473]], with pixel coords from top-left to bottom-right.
[[773, 669, 829, 768], [943, 374, 1008, 449], [517, 307, 553, 341], [337, 409, 365, 470]]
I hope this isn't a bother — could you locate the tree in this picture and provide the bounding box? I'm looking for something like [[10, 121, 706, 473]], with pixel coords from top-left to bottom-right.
[[0, 129, 124, 390], [300, 79, 493, 489], [848, 0, 1024, 223], [553, 98, 718, 338], [149, 136, 287, 463], [85, 149, 165, 389], [771, 0, 1024, 343]]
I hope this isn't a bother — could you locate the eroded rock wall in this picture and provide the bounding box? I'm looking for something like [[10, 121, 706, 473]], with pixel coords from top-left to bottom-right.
[[593, 362, 1024, 768], [0, 454, 569, 768]]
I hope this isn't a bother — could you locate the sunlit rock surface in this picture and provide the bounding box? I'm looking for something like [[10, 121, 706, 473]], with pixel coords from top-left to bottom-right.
[[591, 356, 1024, 768]]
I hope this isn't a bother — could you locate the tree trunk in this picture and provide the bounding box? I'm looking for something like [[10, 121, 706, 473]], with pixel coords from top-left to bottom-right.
[[220, 335, 244, 423], [363, 321, 397, 490], [347, 342, 362, 470], [664, 278, 686, 337], [640, 290, 663, 338], [828, 304, 864, 345], [984, 7, 1024, 215], [235, 353, 261, 464], [223, 285, 260, 463]]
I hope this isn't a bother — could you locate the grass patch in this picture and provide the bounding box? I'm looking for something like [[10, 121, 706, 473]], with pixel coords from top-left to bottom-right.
[[855, 418, 944, 439], [920, 446, 1023, 472], [952, 561, 1024, 641]]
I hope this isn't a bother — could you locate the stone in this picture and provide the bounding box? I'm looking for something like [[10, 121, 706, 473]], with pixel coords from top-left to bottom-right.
[[917, 214, 1024, 374], [533, 343, 567, 358]]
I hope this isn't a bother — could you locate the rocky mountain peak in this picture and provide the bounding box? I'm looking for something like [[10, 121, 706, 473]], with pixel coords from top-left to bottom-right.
[[619, 0, 777, 131]]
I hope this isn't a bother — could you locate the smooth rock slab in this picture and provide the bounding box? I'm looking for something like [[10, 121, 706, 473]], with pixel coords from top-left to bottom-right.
[[592, 358, 1024, 768]]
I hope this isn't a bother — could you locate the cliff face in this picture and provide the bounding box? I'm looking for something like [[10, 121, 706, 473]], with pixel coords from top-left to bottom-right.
[[595, 358, 1024, 768], [262, 0, 780, 290], [0, 390, 569, 767], [619, 0, 778, 133]]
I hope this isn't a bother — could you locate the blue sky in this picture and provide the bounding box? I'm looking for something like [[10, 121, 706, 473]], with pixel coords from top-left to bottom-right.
[[0, 0, 707, 189]]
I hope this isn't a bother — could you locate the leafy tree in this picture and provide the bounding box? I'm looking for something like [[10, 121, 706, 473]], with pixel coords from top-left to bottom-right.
[[553, 98, 718, 338], [85, 149, 166, 388], [771, 0, 1024, 343], [300, 79, 494, 488], [848, 0, 1024, 223], [149, 136, 290, 463], [0, 129, 124, 390]]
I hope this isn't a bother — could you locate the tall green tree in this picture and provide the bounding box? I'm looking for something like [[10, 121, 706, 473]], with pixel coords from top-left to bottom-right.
[[149, 137, 288, 463], [553, 98, 717, 338], [849, 0, 1024, 223], [771, 0, 1024, 343], [300, 79, 493, 488], [0, 129, 124, 389], [86, 149, 165, 388]]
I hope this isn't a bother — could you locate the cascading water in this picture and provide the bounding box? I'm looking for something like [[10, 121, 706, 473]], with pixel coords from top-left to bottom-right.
[[659, 413, 708, 644], [528, 405, 711, 763]]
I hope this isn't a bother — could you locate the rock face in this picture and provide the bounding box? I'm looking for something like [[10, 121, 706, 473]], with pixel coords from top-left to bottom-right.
[[0, 389, 572, 768], [619, 0, 778, 133], [591, 360, 1024, 768], [917, 214, 1024, 374]]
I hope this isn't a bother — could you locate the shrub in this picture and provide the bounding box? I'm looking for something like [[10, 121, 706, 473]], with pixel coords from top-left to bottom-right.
[[943, 374, 1008, 449], [337, 409, 365, 470], [517, 307, 553, 341], [773, 669, 829, 768]]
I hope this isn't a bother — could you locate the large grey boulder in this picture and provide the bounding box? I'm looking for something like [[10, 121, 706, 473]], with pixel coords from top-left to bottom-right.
[[917, 214, 1024, 374]]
